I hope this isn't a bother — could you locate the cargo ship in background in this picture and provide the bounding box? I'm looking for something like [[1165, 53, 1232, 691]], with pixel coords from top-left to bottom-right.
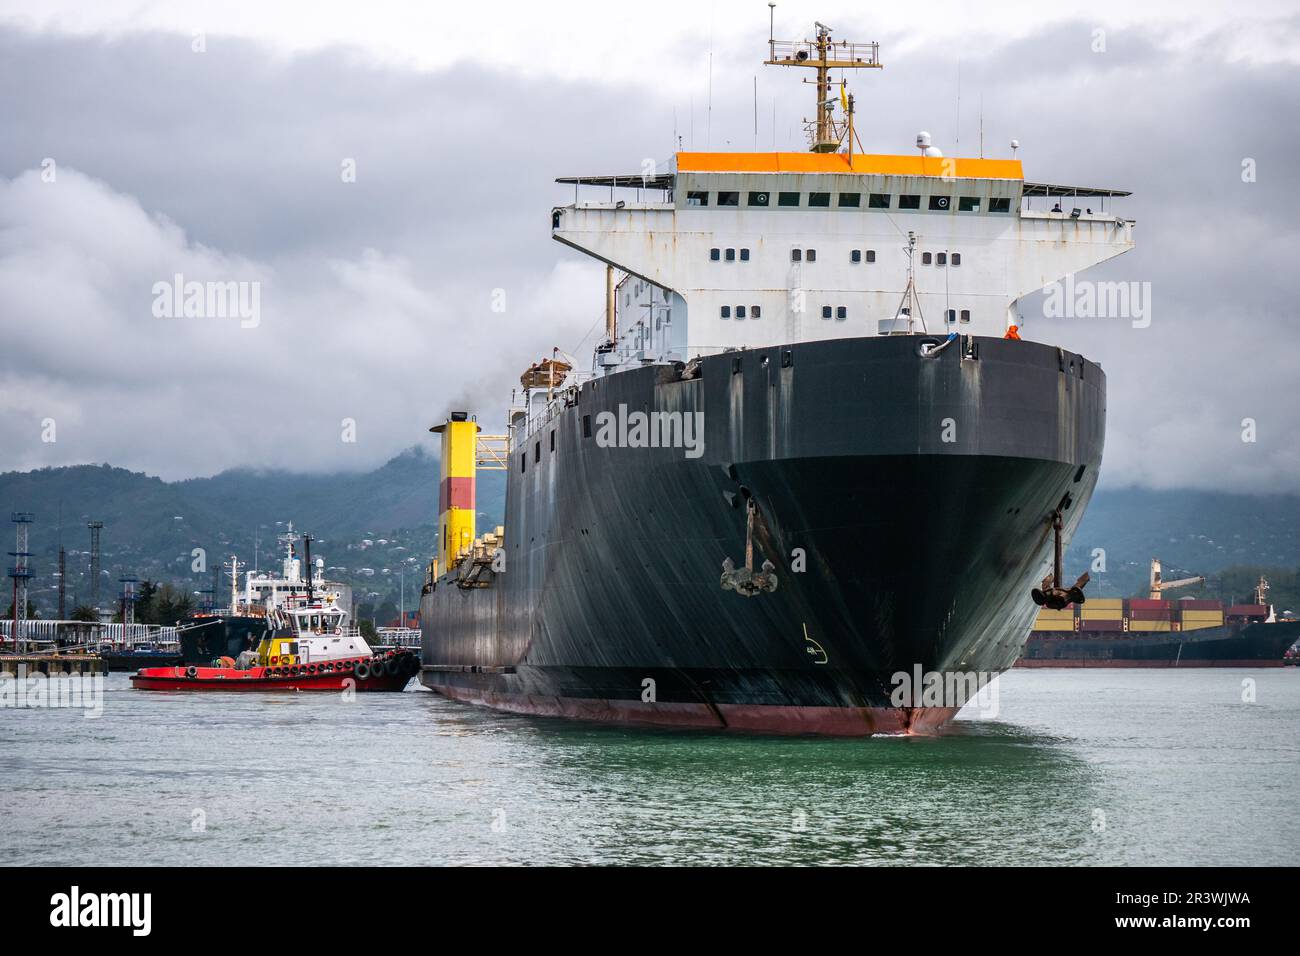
[[176, 524, 353, 665], [419, 17, 1134, 735], [1020, 561, 1300, 666]]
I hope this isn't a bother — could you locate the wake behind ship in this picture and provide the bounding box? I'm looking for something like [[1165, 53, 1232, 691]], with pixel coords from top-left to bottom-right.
[[419, 20, 1135, 734]]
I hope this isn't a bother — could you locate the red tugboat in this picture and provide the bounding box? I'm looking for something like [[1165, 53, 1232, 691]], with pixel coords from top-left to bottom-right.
[[131, 595, 419, 692]]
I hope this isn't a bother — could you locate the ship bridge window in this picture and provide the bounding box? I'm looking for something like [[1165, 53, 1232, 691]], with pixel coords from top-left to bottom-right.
[[937, 252, 947, 265], [838, 193, 861, 207], [958, 196, 981, 212], [946, 309, 957, 324], [899, 194, 920, 209], [990, 197, 1011, 213], [869, 193, 891, 209], [952, 253, 961, 266], [866, 249, 876, 263], [778, 191, 800, 207], [836, 306, 847, 319], [687, 191, 709, 207], [922, 252, 933, 265], [710, 248, 720, 261], [960, 309, 971, 323], [748, 191, 770, 207], [720, 305, 731, 318], [736, 306, 746, 318], [791, 249, 802, 262], [717, 191, 739, 206], [751, 305, 761, 318], [808, 192, 830, 207], [929, 195, 952, 211], [851, 249, 861, 263], [740, 248, 750, 261], [725, 248, 736, 261], [805, 249, 816, 262], [822, 306, 832, 319]]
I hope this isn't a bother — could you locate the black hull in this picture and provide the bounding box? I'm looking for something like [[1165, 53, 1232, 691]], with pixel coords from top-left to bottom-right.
[[179, 615, 267, 664], [421, 335, 1106, 734], [1021, 619, 1300, 665]]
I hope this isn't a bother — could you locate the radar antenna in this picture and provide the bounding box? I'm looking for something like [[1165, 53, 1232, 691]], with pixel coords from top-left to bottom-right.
[[765, 12, 882, 153]]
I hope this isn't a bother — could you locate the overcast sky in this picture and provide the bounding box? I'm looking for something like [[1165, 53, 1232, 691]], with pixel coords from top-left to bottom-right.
[[0, 1, 1297, 492]]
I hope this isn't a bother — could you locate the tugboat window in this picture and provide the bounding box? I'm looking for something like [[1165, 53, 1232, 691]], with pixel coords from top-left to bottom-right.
[[922, 252, 932, 264], [721, 305, 731, 318], [725, 248, 736, 261], [958, 196, 980, 212], [851, 249, 861, 263], [791, 249, 802, 262], [777, 192, 800, 207], [865, 249, 876, 263], [868, 193, 891, 208], [748, 191, 770, 206], [752, 305, 761, 318], [952, 253, 961, 265], [822, 306, 832, 318], [739, 248, 750, 261], [806, 249, 817, 262], [947, 309, 957, 323], [989, 197, 1011, 213], [960, 309, 971, 323], [929, 195, 952, 211], [717, 191, 739, 206], [808, 192, 830, 207], [838, 193, 861, 207], [710, 248, 720, 261], [836, 306, 847, 319], [686, 191, 709, 207], [736, 306, 747, 318], [937, 252, 947, 265], [899, 194, 920, 209]]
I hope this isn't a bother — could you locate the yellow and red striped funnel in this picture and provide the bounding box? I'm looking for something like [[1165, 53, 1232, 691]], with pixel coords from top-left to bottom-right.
[[430, 413, 479, 576]]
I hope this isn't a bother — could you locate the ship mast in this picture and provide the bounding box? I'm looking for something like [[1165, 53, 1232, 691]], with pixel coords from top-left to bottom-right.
[[764, 10, 882, 153]]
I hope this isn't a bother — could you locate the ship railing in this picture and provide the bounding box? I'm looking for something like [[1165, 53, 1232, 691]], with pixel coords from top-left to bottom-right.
[[513, 384, 587, 445], [375, 626, 421, 648], [766, 38, 881, 67]]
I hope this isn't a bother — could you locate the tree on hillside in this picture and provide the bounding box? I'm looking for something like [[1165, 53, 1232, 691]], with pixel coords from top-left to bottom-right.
[[69, 604, 99, 622], [135, 582, 194, 625]]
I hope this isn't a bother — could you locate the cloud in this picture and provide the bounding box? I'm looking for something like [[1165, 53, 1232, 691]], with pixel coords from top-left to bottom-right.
[[0, 19, 1296, 492]]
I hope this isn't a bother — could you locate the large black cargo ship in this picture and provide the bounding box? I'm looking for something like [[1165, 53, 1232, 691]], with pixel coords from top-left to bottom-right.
[[419, 21, 1134, 734]]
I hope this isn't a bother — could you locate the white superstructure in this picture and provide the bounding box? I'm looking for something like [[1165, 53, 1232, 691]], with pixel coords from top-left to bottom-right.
[[550, 22, 1134, 369]]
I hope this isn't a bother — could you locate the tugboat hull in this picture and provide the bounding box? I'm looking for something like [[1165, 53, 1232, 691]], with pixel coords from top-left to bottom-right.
[[131, 653, 419, 692]]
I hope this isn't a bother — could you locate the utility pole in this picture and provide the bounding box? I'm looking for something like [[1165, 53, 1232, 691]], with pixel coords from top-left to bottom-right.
[[88, 521, 104, 612]]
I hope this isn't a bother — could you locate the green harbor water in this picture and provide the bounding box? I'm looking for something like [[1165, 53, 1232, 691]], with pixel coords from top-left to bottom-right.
[[2, 669, 1297, 866]]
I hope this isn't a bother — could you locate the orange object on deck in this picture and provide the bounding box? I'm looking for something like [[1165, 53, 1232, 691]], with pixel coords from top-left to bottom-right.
[[1004, 325, 1021, 340]]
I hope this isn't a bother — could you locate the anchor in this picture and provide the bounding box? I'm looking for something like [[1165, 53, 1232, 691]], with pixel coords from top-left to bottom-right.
[[721, 497, 778, 597], [1031, 495, 1089, 610]]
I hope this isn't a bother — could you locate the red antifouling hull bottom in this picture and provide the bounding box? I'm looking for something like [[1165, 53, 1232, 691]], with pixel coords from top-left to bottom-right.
[[1014, 658, 1287, 669], [426, 682, 960, 736]]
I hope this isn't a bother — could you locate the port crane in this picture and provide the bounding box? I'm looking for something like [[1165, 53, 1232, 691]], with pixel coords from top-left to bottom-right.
[[1148, 557, 1205, 600]]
